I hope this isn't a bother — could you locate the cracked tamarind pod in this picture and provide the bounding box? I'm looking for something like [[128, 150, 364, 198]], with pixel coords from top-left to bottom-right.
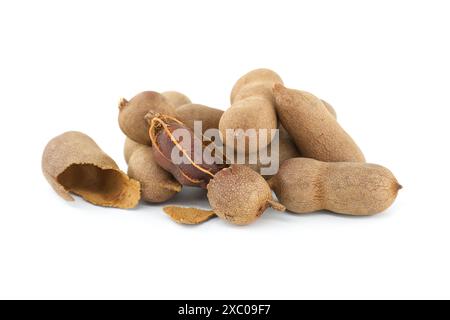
[[42, 131, 140, 208], [148, 114, 226, 188], [269, 158, 401, 216], [118, 91, 177, 145], [273, 84, 364, 162], [127, 144, 182, 203], [207, 165, 285, 225]]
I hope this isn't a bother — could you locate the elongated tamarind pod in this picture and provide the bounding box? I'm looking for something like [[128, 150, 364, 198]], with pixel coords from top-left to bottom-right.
[[273, 84, 364, 162], [220, 69, 283, 152], [42, 131, 140, 208], [269, 158, 401, 216]]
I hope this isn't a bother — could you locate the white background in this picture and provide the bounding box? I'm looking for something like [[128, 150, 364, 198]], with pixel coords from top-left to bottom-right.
[[0, 0, 449, 300]]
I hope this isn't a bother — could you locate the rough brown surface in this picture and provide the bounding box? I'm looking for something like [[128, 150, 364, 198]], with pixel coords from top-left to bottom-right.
[[42, 131, 140, 208], [321, 99, 337, 119], [176, 103, 224, 134], [207, 165, 285, 225], [273, 84, 364, 162], [118, 91, 177, 145], [163, 206, 216, 224], [220, 69, 283, 152], [269, 158, 401, 216], [124, 137, 142, 164], [241, 126, 300, 178], [230, 68, 283, 103], [233, 82, 276, 104], [219, 96, 278, 151], [162, 91, 191, 108], [127, 145, 182, 203]]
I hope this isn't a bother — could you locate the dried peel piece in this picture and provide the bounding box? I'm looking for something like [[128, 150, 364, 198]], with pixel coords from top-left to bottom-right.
[[163, 206, 216, 225], [42, 131, 140, 208]]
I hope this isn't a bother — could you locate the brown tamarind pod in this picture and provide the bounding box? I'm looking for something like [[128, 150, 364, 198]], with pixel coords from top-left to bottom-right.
[[127, 144, 182, 203], [207, 165, 285, 225], [118, 91, 177, 145], [161, 91, 191, 108], [269, 158, 401, 216], [123, 137, 142, 164], [273, 84, 364, 162]]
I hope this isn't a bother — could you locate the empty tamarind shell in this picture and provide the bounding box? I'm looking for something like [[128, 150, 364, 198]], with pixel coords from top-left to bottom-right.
[[127, 144, 182, 203], [207, 165, 285, 225], [42, 131, 140, 208], [148, 114, 226, 188], [118, 91, 177, 145]]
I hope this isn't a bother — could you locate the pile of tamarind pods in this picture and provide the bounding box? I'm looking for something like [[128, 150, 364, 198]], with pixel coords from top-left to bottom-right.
[[42, 68, 401, 225]]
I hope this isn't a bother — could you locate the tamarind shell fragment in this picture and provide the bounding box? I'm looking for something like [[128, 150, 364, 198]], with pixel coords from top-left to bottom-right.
[[42, 131, 140, 208], [163, 206, 216, 225]]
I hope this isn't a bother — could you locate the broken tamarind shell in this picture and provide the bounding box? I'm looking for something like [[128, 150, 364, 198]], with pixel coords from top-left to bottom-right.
[[42, 131, 140, 208], [148, 114, 227, 188], [163, 206, 216, 225]]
